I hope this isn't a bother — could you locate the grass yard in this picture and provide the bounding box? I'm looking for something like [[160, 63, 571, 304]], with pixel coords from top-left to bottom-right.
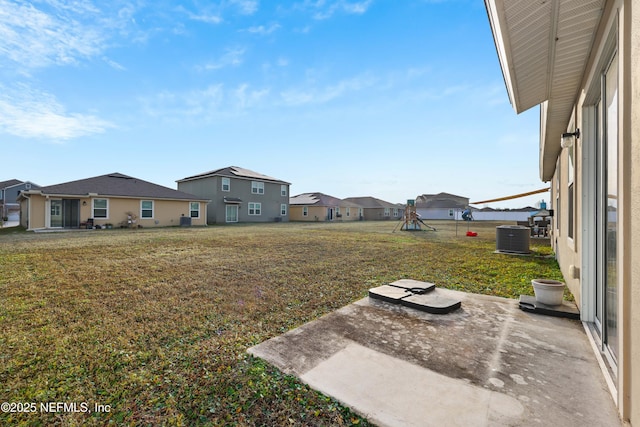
[[0, 221, 565, 426]]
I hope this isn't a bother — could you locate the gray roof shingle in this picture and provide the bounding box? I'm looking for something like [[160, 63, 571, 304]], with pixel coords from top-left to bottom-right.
[[289, 192, 361, 207], [0, 179, 23, 189], [342, 196, 398, 209], [178, 166, 290, 185], [31, 173, 208, 201]]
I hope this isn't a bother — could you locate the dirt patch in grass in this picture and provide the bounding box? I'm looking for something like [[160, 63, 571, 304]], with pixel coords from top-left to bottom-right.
[[0, 221, 564, 426]]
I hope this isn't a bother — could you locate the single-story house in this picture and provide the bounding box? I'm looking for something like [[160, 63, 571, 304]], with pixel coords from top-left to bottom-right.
[[1, 179, 39, 222], [176, 166, 290, 224], [289, 192, 363, 221], [342, 196, 401, 220], [415, 192, 469, 220], [486, 0, 639, 423], [18, 173, 209, 230]]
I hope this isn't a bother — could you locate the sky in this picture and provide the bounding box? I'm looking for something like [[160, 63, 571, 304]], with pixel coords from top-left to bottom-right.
[[0, 0, 548, 209]]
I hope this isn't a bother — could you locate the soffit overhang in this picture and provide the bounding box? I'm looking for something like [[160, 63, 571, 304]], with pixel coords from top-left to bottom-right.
[[485, 0, 605, 181]]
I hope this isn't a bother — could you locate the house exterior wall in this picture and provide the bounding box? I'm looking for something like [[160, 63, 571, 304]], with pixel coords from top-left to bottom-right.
[[290, 206, 330, 221], [98, 198, 206, 228], [178, 176, 289, 224], [289, 204, 361, 222], [2, 183, 38, 221], [20, 196, 45, 229], [21, 195, 206, 230], [417, 208, 457, 220], [362, 208, 388, 221], [471, 211, 534, 222], [547, 1, 638, 422], [629, 2, 640, 423], [340, 205, 361, 221], [3, 183, 37, 203], [177, 176, 220, 223]]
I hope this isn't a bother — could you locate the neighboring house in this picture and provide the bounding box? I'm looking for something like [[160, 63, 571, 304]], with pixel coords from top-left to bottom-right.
[[415, 192, 469, 220], [289, 192, 362, 221], [176, 166, 290, 224], [1, 179, 39, 222], [486, 0, 639, 423], [342, 196, 401, 220], [17, 173, 208, 230], [470, 207, 538, 222]]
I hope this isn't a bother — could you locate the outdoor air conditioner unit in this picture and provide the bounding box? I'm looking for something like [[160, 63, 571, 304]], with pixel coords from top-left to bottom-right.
[[496, 225, 530, 254]]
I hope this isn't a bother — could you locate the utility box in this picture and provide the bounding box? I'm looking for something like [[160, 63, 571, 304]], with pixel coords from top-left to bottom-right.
[[496, 225, 530, 254], [180, 216, 192, 227]]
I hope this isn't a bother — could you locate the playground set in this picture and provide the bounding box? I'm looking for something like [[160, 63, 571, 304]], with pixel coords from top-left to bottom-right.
[[393, 200, 436, 232], [393, 199, 476, 235]]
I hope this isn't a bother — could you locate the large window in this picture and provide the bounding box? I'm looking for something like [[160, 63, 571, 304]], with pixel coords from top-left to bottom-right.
[[141, 200, 154, 219], [248, 202, 261, 215], [190, 202, 200, 218], [251, 181, 264, 194], [93, 199, 108, 219]]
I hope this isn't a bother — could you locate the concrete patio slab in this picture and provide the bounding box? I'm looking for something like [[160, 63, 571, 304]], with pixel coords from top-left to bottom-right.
[[248, 288, 620, 427]]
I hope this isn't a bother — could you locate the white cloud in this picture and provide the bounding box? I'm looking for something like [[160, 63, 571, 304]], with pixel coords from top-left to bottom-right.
[[0, 0, 107, 69], [277, 57, 289, 67], [280, 73, 377, 106], [141, 83, 269, 121], [141, 84, 223, 120], [201, 47, 246, 71], [228, 0, 259, 15], [0, 83, 113, 140], [102, 56, 126, 71], [295, 0, 373, 20], [232, 84, 270, 109], [186, 12, 223, 24], [244, 23, 281, 35]]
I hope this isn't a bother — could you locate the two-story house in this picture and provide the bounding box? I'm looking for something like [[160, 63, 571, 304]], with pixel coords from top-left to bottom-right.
[[1, 179, 40, 222], [177, 166, 290, 224]]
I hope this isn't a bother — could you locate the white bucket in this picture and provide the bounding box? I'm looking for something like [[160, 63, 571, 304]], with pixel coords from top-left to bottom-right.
[[532, 279, 565, 306]]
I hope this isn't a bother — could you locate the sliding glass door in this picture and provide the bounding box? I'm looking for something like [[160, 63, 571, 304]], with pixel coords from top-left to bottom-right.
[[595, 51, 618, 365], [49, 199, 80, 228]]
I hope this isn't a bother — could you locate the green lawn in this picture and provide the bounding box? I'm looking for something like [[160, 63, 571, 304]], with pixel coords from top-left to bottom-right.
[[0, 221, 564, 426]]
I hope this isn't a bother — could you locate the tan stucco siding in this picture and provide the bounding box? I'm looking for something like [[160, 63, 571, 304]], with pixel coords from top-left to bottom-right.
[[550, 120, 580, 306], [24, 196, 46, 229], [549, 1, 637, 422], [339, 206, 361, 221], [290, 206, 330, 221], [25, 195, 206, 229], [92, 198, 206, 227], [626, 0, 639, 423]]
